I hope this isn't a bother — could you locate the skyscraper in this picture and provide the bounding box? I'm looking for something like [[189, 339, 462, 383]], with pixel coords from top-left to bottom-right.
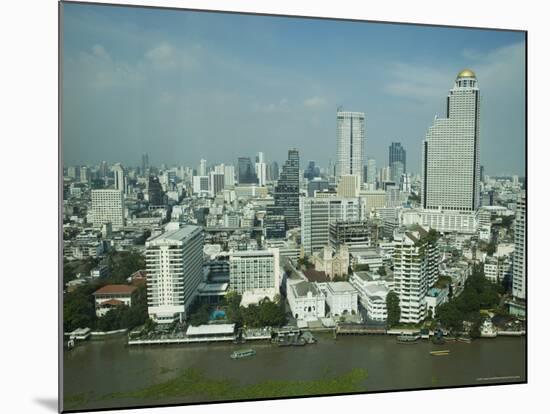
[[304, 160, 320, 180], [147, 175, 164, 205], [255, 152, 267, 186], [366, 158, 377, 188], [422, 69, 481, 212], [512, 191, 526, 300], [269, 161, 279, 182], [198, 159, 207, 176], [146, 226, 204, 324], [274, 148, 300, 230], [237, 157, 257, 184], [336, 111, 366, 182], [141, 153, 149, 175], [113, 163, 126, 194], [389, 142, 406, 173]]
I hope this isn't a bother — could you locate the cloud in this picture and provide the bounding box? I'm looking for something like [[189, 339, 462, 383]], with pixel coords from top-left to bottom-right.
[[383, 63, 451, 101], [303, 96, 328, 108], [252, 98, 290, 113]]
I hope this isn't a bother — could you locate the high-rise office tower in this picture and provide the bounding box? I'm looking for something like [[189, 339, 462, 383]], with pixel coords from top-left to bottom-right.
[[141, 153, 149, 175], [366, 158, 377, 188], [336, 111, 366, 182], [198, 159, 207, 177], [304, 160, 320, 180], [422, 69, 481, 212], [113, 163, 126, 194], [99, 161, 108, 178], [147, 175, 164, 205], [223, 164, 235, 186], [209, 172, 225, 196], [274, 148, 300, 230], [268, 161, 279, 182], [146, 226, 204, 324], [91, 189, 124, 229], [389, 142, 407, 173], [390, 161, 404, 184], [512, 191, 526, 300], [255, 152, 267, 186], [237, 157, 257, 184], [301, 197, 360, 256]]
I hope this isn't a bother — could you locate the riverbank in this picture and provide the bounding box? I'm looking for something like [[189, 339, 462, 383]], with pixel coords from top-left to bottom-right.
[[63, 333, 525, 412]]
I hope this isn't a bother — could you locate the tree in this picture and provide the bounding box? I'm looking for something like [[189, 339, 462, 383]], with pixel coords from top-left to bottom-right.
[[378, 266, 387, 277], [63, 284, 98, 332], [189, 303, 210, 326], [386, 291, 401, 328]]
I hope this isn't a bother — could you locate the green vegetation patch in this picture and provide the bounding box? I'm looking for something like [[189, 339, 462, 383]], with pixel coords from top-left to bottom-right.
[[99, 367, 368, 402]]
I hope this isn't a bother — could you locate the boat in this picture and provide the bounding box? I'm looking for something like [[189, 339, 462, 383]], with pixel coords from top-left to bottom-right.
[[302, 331, 317, 344], [230, 349, 256, 359], [431, 328, 446, 345], [397, 332, 421, 344], [430, 350, 451, 356], [457, 336, 472, 344]]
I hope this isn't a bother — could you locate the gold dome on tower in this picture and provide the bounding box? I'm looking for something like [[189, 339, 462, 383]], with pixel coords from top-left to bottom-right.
[[456, 68, 476, 79]]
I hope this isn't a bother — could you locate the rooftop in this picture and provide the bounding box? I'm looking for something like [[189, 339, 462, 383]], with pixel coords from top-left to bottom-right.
[[148, 225, 201, 243], [93, 284, 137, 296], [292, 281, 321, 297], [186, 324, 235, 336], [327, 281, 356, 294]]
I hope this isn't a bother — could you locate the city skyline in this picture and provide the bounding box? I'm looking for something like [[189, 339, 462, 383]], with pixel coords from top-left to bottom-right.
[[62, 3, 525, 175]]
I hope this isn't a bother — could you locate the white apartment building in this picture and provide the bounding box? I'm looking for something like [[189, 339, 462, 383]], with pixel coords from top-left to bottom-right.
[[192, 176, 209, 195], [91, 189, 124, 229], [422, 69, 481, 212], [301, 197, 360, 256], [113, 163, 126, 194], [229, 249, 280, 296], [349, 272, 389, 322], [401, 208, 477, 234], [393, 226, 439, 323], [145, 226, 204, 324], [336, 111, 366, 183], [512, 191, 526, 299]]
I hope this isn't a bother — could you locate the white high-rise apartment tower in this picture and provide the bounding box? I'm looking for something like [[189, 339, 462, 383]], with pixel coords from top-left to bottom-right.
[[512, 191, 526, 300], [336, 111, 366, 183], [146, 226, 204, 324], [422, 69, 481, 212]]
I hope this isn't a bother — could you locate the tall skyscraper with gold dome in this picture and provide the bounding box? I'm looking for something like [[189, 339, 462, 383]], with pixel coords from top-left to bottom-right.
[[421, 69, 481, 212]]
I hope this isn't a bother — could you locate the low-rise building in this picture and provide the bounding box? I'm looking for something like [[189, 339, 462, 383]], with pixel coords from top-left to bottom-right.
[[349, 272, 388, 322], [425, 287, 449, 318], [311, 245, 349, 280], [93, 284, 137, 317], [323, 282, 358, 317], [287, 280, 326, 320]]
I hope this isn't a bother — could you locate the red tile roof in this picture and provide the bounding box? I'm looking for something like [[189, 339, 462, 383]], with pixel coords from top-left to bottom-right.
[[93, 284, 137, 296], [99, 299, 124, 307]]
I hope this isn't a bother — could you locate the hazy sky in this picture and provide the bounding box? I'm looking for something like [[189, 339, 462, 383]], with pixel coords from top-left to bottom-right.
[[62, 3, 526, 175]]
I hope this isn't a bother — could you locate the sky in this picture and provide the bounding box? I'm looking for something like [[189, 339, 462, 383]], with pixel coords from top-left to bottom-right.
[[61, 2, 526, 176]]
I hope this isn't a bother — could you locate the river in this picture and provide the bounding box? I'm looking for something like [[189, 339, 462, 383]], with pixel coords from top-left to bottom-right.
[[63, 334, 526, 411]]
